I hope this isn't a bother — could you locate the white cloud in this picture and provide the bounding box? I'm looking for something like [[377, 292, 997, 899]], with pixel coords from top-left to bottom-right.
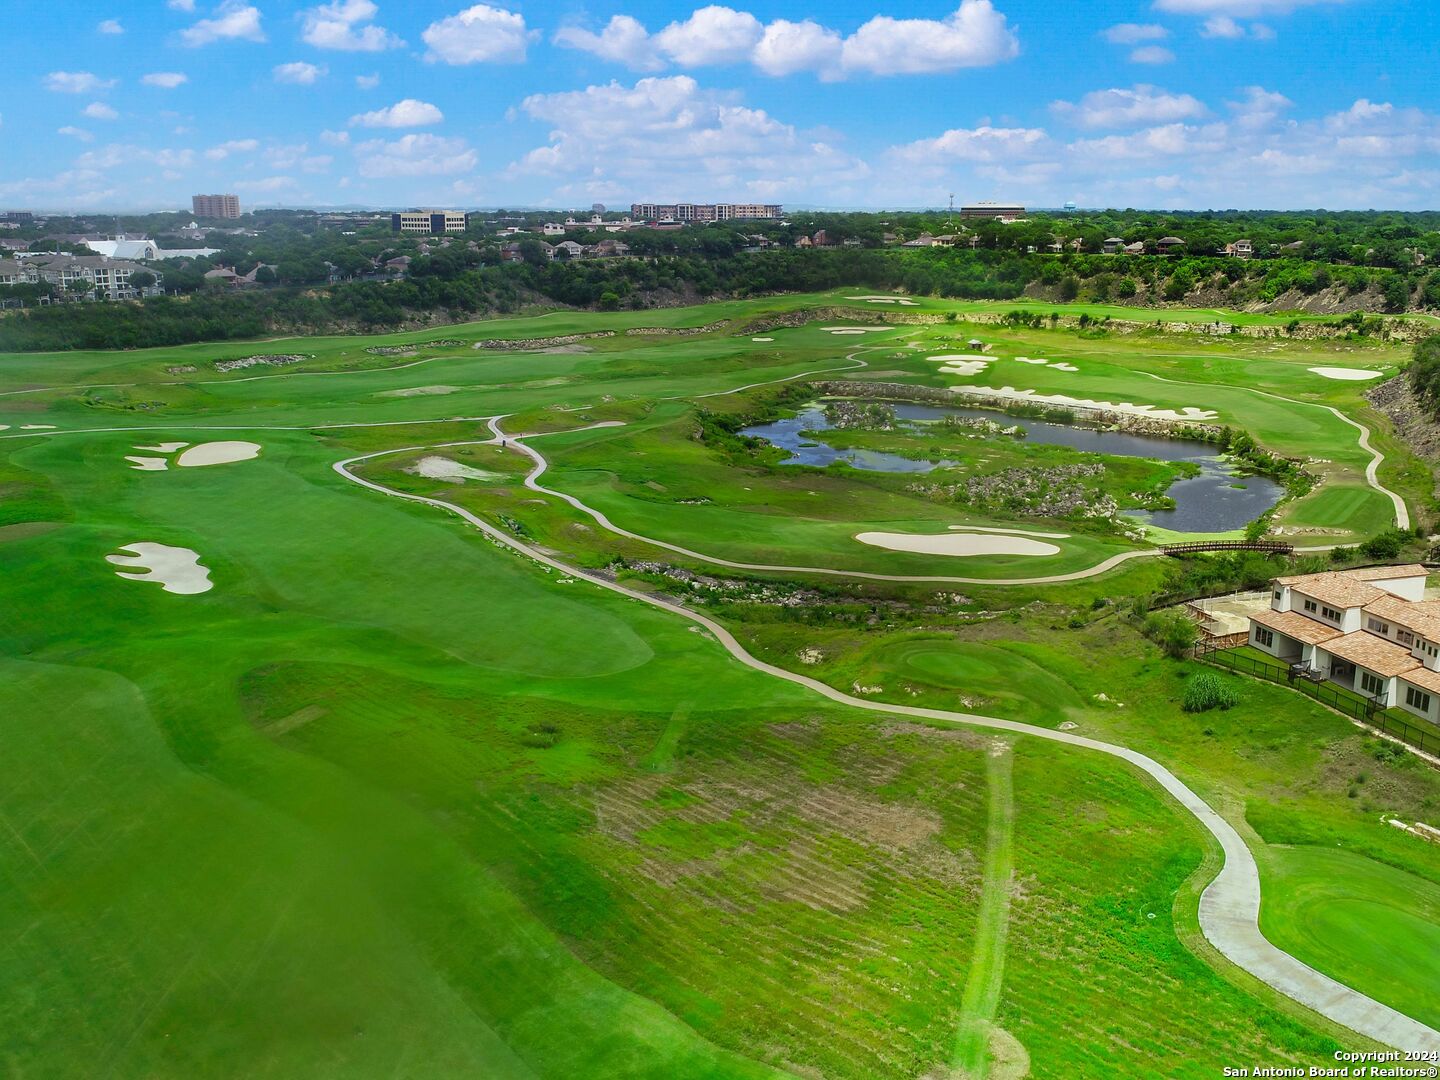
[[142, 72, 189, 88], [753, 19, 844, 78], [301, 0, 403, 51], [356, 73, 381, 88], [1130, 45, 1176, 63], [422, 5, 535, 64], [1201, 15, 1245, 36], [1325, 98, 1395, 131], [554, 15, 663, 71], [83, 102, 120, 121], [77, 144, 197, 170], [349, 99, 444, 128], [179, 2, 265, 46], [556, 2, 1018, 79], [1052, 85, 1208, 128], [274, 61, 327, 84], [840, 2, 1019, 75], [205, 138, 259, 160], [1070, 122, 1227, 160], [355, 133, 478, 177], [891, 124, 1047, 163], [1102, 23, 1169, 44], [98, 19, 124, 34], [1228, 85, 1292, 128], [168, 0, 196, 10], [511, 75, 866, 200], [654, 6, 763, 67], [44, 72, 117, 94], [320, 129, 351, 146], [57, 126, 95, 142]]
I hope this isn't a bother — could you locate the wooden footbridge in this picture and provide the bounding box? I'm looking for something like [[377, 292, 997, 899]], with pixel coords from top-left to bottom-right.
[[1161, 540, 1295, 556]]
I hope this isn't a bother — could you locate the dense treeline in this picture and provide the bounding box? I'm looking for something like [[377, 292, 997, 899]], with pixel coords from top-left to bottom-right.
[[2, 242, 1437, 352]]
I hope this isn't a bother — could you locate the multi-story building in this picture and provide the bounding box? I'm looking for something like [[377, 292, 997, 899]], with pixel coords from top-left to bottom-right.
[[0, 255, 162, 298], [390, 210, 470, 235], [1247, 565, 1440, 724], [0, 211, 35, 224], [960, 203, 1026, 222], [192, 194, 241, 219], [630, 202, 781, 223]]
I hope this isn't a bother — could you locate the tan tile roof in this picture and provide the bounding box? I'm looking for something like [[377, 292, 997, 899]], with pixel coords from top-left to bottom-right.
[[1288, 573, 1387, 609], [1398, 665, 1440, 696], [1348, 564, 1430, 583], [1322, 631, 1421, 678], [1250, 608, 1345, 645], [1362, 596, 1440, 640]]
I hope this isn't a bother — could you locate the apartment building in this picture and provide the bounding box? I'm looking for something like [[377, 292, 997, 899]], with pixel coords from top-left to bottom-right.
[[0, 255, 162, 298], [630, 202, 781, 223], [192, 194, 241, 219], [1247, 566, 1440, 723], [391, 210, 470, 235]]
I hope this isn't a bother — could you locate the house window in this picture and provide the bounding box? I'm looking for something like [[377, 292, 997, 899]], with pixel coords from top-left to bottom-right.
[[1273, 590, 1282, 601], [1367, 619, 1390, 635], [1398, 630, 1415, 647], [1321, 605, 1342, 622], [1254, 627, 1275, 648], [1303, 599, 1318, 614], [1405, 686, 1432, 714], [1360, 671, 1386, 697]]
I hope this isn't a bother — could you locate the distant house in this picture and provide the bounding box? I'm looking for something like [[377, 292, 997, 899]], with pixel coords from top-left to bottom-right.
[[542, 223, 565, 237], [1103, 237, 1126, 255], [384, 255, 412, 273], [592, 239, 631, 257], [1224, 239, 1254, 260], [1123, 242, 1146, 256], [204, 267, 242, 286], [1069, 238, 1084, 253], [1247, 565, 1440, 724], [553, 240, 586, 259], [1047, 240, 1064, 254], [794, 235, 814, 249], [903, 233, 939, 248], [812, 230, 831, 247], [1157, 236, 1186, 255]]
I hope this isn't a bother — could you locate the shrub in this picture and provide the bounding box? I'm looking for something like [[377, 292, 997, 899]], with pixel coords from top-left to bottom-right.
[[1360, 527, 1411, 561], [1142, 611, 1199, 658], [1183, 672, 1240, 713]]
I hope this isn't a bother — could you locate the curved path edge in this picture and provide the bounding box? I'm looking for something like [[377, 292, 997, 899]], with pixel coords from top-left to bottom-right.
[[495, 418, 1162, 587], [335, 439, 1440, 1054]]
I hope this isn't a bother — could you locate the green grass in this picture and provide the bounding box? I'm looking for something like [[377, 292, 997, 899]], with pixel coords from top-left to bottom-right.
[[1, 294, 1431, 1076], [1259, 847, 1440, 1031]]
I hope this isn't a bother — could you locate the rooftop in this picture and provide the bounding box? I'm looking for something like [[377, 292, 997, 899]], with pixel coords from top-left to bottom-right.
[[1285, 572, 1387, 609], [1324, 630, 1420, 678], [1251, 607, 1345, 646]]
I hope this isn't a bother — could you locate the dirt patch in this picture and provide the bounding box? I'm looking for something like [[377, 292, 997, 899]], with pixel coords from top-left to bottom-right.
[[881, 721, 989, 750]]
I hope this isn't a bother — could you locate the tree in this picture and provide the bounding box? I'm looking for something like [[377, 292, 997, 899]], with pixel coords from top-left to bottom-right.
[[128, 271, 156, 290]]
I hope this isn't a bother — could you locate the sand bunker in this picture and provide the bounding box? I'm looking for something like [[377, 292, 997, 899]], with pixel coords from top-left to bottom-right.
[[822, 327, 890, 334], [379, 385, 463, 398], [856, 531, 1061, 557], [1309, 367, 1384, 381], [950, 385, 1217, 422], [948, 525, 1071, 539], [20, 424, 56, 430], [107, 543, 213, 595], [176, 441, 262, 467], [931, 354, 992, 377], [1051, 363, 1079, 372], [751, 337, 775, 342], [846, 295, 919, 306], [1014, 356, 1048, 365], [125, 456, 169, 472], [406, 456, 498, 483], [136, 442, 190, 453]]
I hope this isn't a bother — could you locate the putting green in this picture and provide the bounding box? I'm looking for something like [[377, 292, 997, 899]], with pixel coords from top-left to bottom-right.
[[1259, 846, 1440, 1031]]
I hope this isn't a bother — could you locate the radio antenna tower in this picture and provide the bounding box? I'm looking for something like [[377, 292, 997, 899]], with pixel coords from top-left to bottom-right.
[[947, 193, 955, 231]]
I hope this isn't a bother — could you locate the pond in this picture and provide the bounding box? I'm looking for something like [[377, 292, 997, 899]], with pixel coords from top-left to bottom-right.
[[740, 400, 1285, 534]]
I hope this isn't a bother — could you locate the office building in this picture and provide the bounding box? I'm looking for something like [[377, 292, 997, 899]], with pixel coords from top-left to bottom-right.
[[192, 194, 241, 219], [391, 210, 471, 235]]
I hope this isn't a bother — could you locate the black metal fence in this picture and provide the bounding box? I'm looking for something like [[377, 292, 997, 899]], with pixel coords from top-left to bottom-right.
[[1197, 646, 1440, 757]]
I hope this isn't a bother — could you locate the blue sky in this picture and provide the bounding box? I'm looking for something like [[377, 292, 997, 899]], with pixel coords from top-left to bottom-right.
[[1, 0, 1436, 212]]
